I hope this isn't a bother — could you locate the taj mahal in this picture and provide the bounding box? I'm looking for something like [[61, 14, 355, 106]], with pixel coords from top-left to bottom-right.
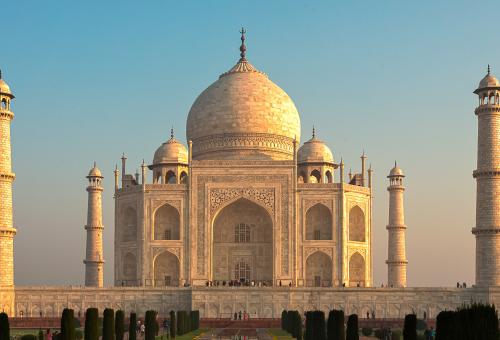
[[1, 31, 500, 319]]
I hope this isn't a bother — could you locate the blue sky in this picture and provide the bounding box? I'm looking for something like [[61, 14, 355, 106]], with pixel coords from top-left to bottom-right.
[[3, 1, 496, 286]]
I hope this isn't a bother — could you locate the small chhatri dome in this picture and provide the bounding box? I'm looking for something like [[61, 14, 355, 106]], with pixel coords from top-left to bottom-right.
[[297, 128, 334, 164], [388, 162, 404, 177], [0, 69, 14, 97], [153, 128, 188, 165], [186, 29, 301, 160], [476, 65, 500, 92], [88, 162, 103, 177]]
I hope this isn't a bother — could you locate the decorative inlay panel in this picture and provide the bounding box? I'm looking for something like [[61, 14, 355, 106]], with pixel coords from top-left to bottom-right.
[[209, 188, 275, 214]]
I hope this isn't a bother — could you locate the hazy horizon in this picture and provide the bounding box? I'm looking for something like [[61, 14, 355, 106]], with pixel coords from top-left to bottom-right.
[[4, 1, 494, 287]]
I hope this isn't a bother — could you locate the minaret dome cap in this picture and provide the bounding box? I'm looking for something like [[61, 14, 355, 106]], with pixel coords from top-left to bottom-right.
[[88, 162, 103, 178], [474, 65, 500, 93], [388, 163, 404, 177]]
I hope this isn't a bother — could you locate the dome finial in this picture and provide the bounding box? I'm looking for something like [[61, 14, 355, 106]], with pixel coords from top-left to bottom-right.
[[171, 126, 174, 139], [312, 125, 316, 138], [239, 27, 247, 61], [93, 161, 97, 168], [488, 64, 491, 75], [0, 69, 2, 79]]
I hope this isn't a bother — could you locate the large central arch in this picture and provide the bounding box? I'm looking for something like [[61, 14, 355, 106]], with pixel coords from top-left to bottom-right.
[[212, 197, 273, 284]]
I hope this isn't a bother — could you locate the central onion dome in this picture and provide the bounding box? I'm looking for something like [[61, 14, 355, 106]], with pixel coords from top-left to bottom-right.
[[186, 30, 301, 160]]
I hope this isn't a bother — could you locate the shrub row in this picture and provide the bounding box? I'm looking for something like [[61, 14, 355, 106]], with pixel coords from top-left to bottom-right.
[[175, 310, 199, 336], [436, 303, 498, 340]]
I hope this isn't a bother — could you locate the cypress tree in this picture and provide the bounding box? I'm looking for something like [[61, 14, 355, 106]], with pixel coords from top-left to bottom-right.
[[128, 313, 137, 340], [169, 311, 176, 338], [403, 314, 417, 340], [144, 310, 157, 340], [102, 309, 115, 340], [0, 312, 9, 340], [61, 309, 76, 340], [346, 314, 358, 340], [327, 310, 345, 340], [38, 329, 44, 340], [295, 311, 303, 340], [84, 308, 98, 340], [281, 310, 287, 331], [114, 311, 124, 340]]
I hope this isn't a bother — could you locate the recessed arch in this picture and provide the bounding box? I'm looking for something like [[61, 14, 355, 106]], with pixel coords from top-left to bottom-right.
[[122, 207, 137, 242], [154, 203, 180, 240], [153, 251, 180, 286], [349, 252, 365, 287], [180, 171, 188, 184], [305, 203, 332, 240], [325, 170, 333, 183], [349, 206, 365, 242], [305, 251, 332, 287], [166, 170, 176, 184], [1, 98, 6, 110], [212, 197, 273, 283], [123, 252, 136, 285], [310, 169, 321, 183]]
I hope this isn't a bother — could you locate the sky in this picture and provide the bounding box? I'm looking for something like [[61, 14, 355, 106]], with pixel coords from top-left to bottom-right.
[[2, 0, 495, 287]]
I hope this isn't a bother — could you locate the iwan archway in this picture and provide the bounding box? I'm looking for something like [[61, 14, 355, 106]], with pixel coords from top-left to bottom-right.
[[212, 198, 273, 284]]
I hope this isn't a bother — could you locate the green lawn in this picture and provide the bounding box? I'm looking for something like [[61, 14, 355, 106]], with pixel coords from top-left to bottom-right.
[[267, 328, 295, 339], [173, 328, 208, 340]]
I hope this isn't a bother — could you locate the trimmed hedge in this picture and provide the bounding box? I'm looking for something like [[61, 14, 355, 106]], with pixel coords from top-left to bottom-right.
[[0, 312, 10, 340], [115, 310, 125, 340], [403, 314, 417, 340], [327, 310, 345, 340], [84, 308, 98, 340], [128, 313, 137, 340], [436, 303, 498, 340], [169, 311, 176, 338], [305, 310, 326, 340], [102, 309, 115, 340], [346, 314, 358, 340], [145, 310, 157, 340], [61, 308, 76, 340]]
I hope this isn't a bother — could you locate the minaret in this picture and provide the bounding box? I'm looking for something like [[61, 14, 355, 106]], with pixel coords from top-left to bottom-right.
[[0, 70, 17, 287], [386, 162, 407, 287], [84, 162, 104, 287], [473, 66, 500, 286]]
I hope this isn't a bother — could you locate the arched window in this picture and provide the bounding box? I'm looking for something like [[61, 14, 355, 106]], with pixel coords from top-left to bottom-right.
[[122, 207, 137, 242], [180, 171, 188, 184], [325, 170, 333, 183], [349, 206, 365, 242], [234, 223, 250, 243], [1, 99, 6, 110], [234, 261, 251, 282], [310, 169, 321, 183], [166, 171, 176, 184]]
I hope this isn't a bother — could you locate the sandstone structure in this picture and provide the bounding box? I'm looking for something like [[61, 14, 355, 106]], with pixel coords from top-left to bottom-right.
[[84, 163, 105, 287], [386, 164, 407, 288], [1, 33, 500, 319]]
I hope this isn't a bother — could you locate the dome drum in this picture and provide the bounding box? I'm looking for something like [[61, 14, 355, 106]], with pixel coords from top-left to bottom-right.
[[190, 132, 296, 160]]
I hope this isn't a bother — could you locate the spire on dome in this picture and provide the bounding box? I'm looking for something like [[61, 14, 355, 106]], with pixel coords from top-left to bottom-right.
[[312, 125, 316, 138], [239, 27, 247, 61], [0, 69, 2, 79], [171, 126, 174, 139], [488, 64, 491, 75]]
